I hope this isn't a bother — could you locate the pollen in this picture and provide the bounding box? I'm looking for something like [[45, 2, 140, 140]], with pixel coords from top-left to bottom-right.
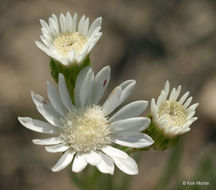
[[53, 32, 87, 57], [61, 105, 111, 153], [158, 100, 187, 127]]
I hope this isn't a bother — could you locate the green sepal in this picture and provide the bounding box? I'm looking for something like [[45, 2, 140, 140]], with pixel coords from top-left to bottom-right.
[[50, 57, 91, 103], [144, 115, 180, 151]]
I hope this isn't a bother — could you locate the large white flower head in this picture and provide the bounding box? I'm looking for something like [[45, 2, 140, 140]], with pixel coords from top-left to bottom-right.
[[151, 81, 199, 138], [18, 66, 154, 175], [35, 12, 102, 65]]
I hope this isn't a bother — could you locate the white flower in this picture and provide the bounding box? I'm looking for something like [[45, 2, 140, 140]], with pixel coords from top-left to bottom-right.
[[151, 81, 199, 137], [18, 66, 154, 175], [35, 12, 102, 65]]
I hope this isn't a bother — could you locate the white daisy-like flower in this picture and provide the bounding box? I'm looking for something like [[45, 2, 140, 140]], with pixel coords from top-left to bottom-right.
[[35, 12, 102, 65], [18, 66, 154, 175], [151, 81, 199, 138]]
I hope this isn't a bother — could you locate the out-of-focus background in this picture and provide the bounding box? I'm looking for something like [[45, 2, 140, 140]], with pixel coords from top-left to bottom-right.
[[0, 0, 216, 189]]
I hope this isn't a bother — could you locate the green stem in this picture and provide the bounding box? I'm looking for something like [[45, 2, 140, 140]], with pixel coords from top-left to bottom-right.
[[154, 139, 184, 190]]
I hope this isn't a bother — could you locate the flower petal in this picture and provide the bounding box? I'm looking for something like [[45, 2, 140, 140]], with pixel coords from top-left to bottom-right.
[[45, 144, 69, 153], [71, 13, 78, 32], [102, 80, 136, 116], [183, 97, 193, 108], [91, 66, 110, 104], [82, 17, 89, 36], [112, 133, 154, 148], [31, 92, 62, 127], [72, 154, 88, 173], [179, 91, 189, 104], [102, 146, 138, 175], [96, 152, 114, 175], [85, 151, 101, 166], [52, 149, 75, 172], [58, 74, 75, 111], [111, 117, 151, 134], [118, 80, 136, 105], [75, 66, 94, 107], [102, 86, 122, 116], [66, 11, 73, 33], [78, 15, 86, 34], [88, 17, 102, 37], [47, 81, 67, 117], [59, 13, 66, 33], [109, 100, 148, 122], [32, 137, 63, 145], [18, 117, 60, 134], [35, 41, 51, 56]]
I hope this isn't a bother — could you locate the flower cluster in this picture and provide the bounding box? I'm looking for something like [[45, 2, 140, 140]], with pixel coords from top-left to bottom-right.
[[18, 11, 199, 175]]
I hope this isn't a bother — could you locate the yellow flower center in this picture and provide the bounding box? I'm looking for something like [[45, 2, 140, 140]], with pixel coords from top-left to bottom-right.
[[61, 105, 111, 153], [53, 32, 87, 57], [158, 101, 187, 127]]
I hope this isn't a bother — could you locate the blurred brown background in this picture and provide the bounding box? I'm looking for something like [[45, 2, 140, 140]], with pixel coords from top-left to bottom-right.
[[0, 0, 216, 189]]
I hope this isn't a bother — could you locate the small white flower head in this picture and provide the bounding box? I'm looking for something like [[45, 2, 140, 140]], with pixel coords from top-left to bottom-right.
[[18, 66, 154, 175], [35, 11, 102, 65], [151, 81, 199, 138]]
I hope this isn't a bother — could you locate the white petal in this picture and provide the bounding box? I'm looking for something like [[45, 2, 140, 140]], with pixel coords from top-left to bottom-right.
[[187, 103, 199, 113], [51, 14, 60, 34], [47, 81, 67, 117], [111, 117, 151, 133], [78, 15, 86, 34], [102, 146, 138, 175], [40, 35, 50, 46], [180, 127, 191, 134], [32, 137, 63, 145], [74, 66, 94, 107], [88, 17, 102, 37], [18, 117, 59, 134], [72, 154, 88, 173], [102, 80, 136, 116], [59, 13, 66, 33], [102, 86, 122, 116], [118, 80, 136, 105], [102, 146, 128, 159], [91, 66, 110, 104], [179, 91, 189, 104], [163, 80, 170, 97], [184, 117, 198, 128], [109, 100, 148, 122], [45, 143, 69, 153], [183, 97, 193, 108], [49, 18, 57, 37], [169, 88, 176, 101], [40, 19, 51, 34], [87, 32, 102, 52], [35, 41, 51, 56], [31, 92, 62, 127], [112, 133, 154, 148], [52, 149, 75, 172], [72, 13, 78, 32], [96, 152, 114, 175], [66, 11, 73, 33], [174, 85, 181, 101], [58, 74, 74, 111], [156, 90, 166, 106], [89, 29, 102, 42], [186, 111, 196, 120], [82, 17, 89, 36], [85, 151, 101, 166]]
